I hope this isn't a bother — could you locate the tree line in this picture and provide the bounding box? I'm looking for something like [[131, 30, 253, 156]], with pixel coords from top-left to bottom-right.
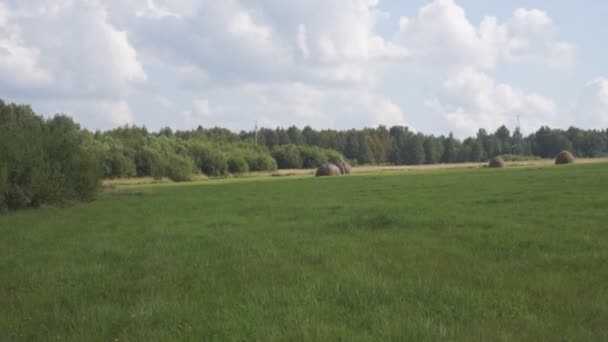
[[247, 124, 607, 165], [2, 98, 607, 210], [0, 100, 338, 211]]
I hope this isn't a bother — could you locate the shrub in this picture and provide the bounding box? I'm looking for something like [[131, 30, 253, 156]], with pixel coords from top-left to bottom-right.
[[301, 147, 328, 168], [272, 145, 303, 169], [271, 145, 344, 169], [44, 116, 102, 202], [0, 104, 103, 211], [69, 146, 103, 201], [4, 184, 31, 210], [200, 151, 229, 176], [325, 150, 345, 164], [135, 146, 162, 177], [103, 147, 137, 178], [227, 156, 249, 174], [246, 154, 278, 172], [187, 142, 229, 176], [165, 155, 194, 182]]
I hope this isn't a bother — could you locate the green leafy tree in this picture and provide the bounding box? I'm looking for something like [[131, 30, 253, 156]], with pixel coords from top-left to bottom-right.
[[423, 137, 444, 164], [286, 126, 305, 145], [442, 133, 460, 163], [495, 125, 511, 155], [227, 156, 250, 174], [272, 145, 303, 169], [405, 134, 425, 165], [512, 127, 524, 155]]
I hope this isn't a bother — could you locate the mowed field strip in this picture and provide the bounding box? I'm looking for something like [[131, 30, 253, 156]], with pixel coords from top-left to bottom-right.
[[2, 162, 608, 340], [101, 157, 608, 187]]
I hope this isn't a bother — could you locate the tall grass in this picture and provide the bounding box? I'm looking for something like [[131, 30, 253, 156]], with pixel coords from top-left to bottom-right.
[[1, 163, 608, 340]]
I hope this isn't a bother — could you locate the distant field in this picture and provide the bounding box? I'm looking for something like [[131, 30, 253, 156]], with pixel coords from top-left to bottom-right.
[[2, 163, 608, 340], [101, 157, 608, 187]]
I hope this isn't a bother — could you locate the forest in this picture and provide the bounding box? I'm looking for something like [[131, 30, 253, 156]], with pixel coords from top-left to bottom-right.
[[1, 98, 607, 210]]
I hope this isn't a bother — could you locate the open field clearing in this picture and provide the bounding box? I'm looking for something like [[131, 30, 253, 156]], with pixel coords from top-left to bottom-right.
[[101, 157, 608, 187], [2, 163, 608, 340]]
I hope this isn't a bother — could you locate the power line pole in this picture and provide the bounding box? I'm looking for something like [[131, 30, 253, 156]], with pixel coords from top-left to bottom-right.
[[512, 114, 523, 155], [254, 121, 258, 145], [517, 115, 521, 132]]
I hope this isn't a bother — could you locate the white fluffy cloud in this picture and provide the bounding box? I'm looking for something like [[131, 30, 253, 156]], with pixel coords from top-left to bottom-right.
[[235, 82, 407, 129], [181, 99, 228, 128], [251, 82, 326, 122], [0, 3, 50, 89], [394, 0, 573, 69], [119, 0, 405, 87], [574, 78, 608, 128], [0, 0, 587, 134], [116, 0, 412, 129], [392, 0, 576, 136], [27, 99, 136, 130], [361, 95, 409, 128], [0, 0, 146, 127], [428, 67, 556, 136], [117, 1, 292, 86], [99, 101, 136, 127], [503, 8, 574, 66], [1, 0, 146, 96]]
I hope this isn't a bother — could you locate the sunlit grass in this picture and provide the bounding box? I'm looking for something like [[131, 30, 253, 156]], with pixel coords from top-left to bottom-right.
[[2, 163, 608, 340]]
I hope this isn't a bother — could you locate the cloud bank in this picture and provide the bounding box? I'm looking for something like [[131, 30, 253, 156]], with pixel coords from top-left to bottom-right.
[[0, 0, 604, 135]]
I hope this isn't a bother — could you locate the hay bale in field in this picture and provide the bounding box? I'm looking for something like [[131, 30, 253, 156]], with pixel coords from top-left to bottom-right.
[[489, 156, 505, 168], [336, 160, 352, 175], [555, 150, 575, 165], [315, 163, 341, 177]]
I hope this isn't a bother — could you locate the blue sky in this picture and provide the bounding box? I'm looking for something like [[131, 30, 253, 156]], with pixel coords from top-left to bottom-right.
[[0, 0, 606, 137]]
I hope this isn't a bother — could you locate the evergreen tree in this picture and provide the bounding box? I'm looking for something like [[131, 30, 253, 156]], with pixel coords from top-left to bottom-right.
[[512, 126, 524, 155], [286, 126, 305, 145], [442, 133, 459, 163]]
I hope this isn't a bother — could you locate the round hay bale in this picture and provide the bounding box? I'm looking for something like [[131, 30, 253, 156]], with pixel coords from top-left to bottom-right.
[[315, 163, 341, 177], [488, 156, 505, 168], [336, 160, 352, 175], [555, 150, 575, 165]]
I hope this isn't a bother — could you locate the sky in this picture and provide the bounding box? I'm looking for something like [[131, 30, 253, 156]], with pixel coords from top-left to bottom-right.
[[0, 0, 607, 137]]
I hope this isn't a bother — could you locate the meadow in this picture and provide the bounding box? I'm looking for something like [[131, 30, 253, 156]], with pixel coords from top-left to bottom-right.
[[1, 163, 608, 341]]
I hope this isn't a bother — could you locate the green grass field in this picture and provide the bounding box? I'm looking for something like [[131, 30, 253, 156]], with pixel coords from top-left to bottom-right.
[[2, 163, 608, 341]]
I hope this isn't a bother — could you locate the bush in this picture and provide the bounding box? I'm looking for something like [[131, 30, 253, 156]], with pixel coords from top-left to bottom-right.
[[200, 151, 228, 177], [4, 184, 31, 210], [133, 148, 154, 177], [227, 156, 249, 174], [325, 150, 345, 164], [165, 155, 194, 182], [44, 116, 102, 202], [272, 145, 344, 169], [102, 147, 137, 178], [301, 147, 328, 168], [187, 142, 229, 177], [0, 104, 103, 211], [246, 154, 278, 172], [272, 145, 303, 169], [77, 154, 102, 200]]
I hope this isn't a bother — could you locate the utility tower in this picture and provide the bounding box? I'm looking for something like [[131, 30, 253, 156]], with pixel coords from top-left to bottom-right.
[[254, 121, 258, 145], [512, 115, 523, 155]]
